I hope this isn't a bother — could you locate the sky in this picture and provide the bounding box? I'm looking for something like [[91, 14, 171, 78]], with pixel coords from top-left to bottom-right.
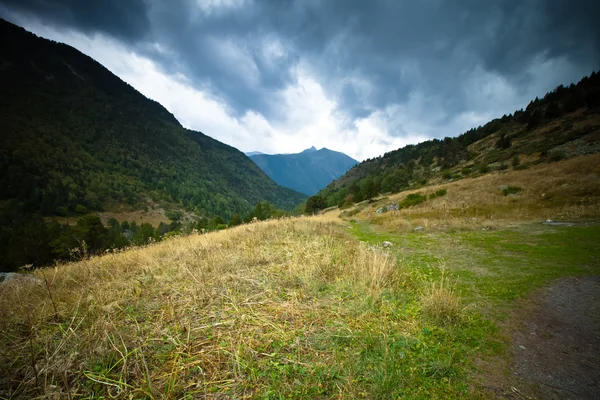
[[1, 0, 599, 161]]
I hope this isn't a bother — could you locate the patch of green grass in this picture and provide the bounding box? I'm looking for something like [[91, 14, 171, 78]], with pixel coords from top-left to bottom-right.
[[346, 221, 600, 397]]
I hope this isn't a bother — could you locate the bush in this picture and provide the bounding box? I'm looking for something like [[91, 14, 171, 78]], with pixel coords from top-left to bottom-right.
[[512, 155, 520, 168], [56, 206, 69, 217], [548, 151, 566, 162], [514, 163, 529, 170], [497, 163, 508, 171], [442, 171, 453, 180], [478, 165, 490, 174], [74, 204, 87, 214], [502, 186, 522, 196], [461, 167, 471, 175], [340, 207, 362, 218], [399, 193, 427, 209], [429, 189, 447, 199]]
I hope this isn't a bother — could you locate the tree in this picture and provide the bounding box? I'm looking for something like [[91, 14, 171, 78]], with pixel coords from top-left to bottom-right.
[[78, 215, 109, 252], [495, 134, 512, 150], [229, 213, 242, 226], [305, 195, 326, 214]]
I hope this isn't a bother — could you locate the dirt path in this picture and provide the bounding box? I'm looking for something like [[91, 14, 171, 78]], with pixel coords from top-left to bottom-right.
[[482, 276, 600, 399]]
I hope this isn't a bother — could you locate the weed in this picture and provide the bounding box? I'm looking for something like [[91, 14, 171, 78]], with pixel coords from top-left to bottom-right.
[[502, 186, 522, 196], [421, 268, 462, 324]]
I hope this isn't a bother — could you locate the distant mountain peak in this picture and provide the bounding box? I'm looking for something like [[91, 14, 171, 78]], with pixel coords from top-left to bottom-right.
[[249, 147, 358, 195]]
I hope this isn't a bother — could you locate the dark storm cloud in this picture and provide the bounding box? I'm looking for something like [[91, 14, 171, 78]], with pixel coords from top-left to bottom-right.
[[3, 0, 599, 135], [0, 0, 151, 41]]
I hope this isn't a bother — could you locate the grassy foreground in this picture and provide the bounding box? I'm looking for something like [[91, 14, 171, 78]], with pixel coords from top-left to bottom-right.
[[1, 212, 599, 398]]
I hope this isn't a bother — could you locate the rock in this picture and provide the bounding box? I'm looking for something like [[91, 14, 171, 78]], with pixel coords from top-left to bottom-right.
[[382, 241, 394, 248], [0, 272, 42, 287], [375, 207, 385, 214], [498, 185, 509, 191], [413, 226, 424, 232], [545, 219, 553, 224], [387, 203, 399, 211]]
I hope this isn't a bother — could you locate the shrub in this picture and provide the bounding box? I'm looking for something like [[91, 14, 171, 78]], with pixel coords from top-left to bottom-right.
[[399, 193, 427, 209], [512, 155, 521, 168], [74, 204, 87, 214], [548, 151, 566, 162], [502, 186, 522, 196], [514, 163, 529, 170], [478, 165, 490, 174], [442, 171, 452, 180], [340, 207, 362, 218], [497, 163, 508, 171], [429, 189, 447, 199], [461, 167, 471, 175], [56, 206, 69, 216]]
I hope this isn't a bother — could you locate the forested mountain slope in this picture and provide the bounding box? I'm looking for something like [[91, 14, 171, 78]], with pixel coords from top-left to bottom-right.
[[0, 19, 306, 271], [250, 147, 358, 196], [0, 19, 306, 217], [318, 71, 600, 207]]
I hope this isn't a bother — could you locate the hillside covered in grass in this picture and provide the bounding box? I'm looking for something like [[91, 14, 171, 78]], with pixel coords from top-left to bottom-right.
[[318, 71, 600, 207], [2, 197, 599, 398]]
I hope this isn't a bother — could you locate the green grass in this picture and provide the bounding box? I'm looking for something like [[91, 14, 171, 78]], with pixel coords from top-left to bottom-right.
[[345, 220, 600, 396]]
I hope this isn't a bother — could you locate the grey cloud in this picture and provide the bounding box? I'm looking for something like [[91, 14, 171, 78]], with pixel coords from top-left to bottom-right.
[[2, 0, 599, 137], [0, 0, 151, 41]]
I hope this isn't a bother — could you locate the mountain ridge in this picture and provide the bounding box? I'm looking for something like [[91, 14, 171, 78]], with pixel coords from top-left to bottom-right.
[[249, 147, 358, 196]]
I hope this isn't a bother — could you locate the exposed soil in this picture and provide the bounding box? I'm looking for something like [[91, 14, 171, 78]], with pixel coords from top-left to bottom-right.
[[480, 276, 600, 399]]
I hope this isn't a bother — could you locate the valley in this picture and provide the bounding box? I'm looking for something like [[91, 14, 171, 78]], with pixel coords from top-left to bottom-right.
[[1, 8, 599, 399], [1, 159, 599, 397]]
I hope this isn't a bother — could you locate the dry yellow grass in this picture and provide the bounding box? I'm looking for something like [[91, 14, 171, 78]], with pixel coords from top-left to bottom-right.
[[0, 215, 406, 398], [356, 154, 600, 231], [421, 267, 462, 324]]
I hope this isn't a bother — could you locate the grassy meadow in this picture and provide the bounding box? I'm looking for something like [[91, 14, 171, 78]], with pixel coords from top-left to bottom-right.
[[2, 156, 600, 399]]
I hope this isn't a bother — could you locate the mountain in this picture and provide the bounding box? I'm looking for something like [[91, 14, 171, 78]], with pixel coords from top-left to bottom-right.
[[0, 18, 306, 217], [317, 72, 600, 207], [245, 151, 266, 156], [249, 147, 358, 196], [0, 18, 308, 270]]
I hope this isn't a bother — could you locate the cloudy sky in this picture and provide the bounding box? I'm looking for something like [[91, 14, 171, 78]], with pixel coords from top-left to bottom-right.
[[1, 0, 599, 160]]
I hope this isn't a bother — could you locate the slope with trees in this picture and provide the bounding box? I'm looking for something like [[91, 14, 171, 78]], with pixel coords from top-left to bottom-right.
[[0, 19, 307, 271], [317, 71, 600, 208]]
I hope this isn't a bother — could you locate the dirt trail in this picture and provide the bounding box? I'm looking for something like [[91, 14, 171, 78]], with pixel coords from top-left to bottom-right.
[[483, 276, 600, 399]]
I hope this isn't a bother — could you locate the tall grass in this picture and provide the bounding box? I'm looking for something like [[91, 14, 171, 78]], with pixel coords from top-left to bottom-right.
[[359, 154, 600, 231], [0, 216, 405, 398]]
